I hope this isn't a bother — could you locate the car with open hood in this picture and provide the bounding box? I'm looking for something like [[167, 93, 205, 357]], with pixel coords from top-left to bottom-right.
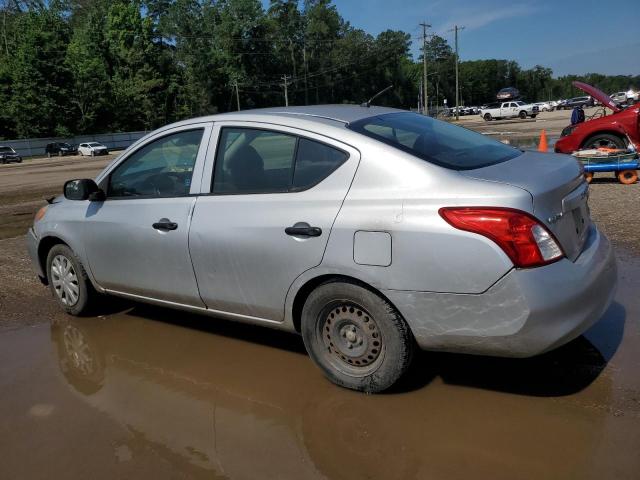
[[555, 81, 640, 153]]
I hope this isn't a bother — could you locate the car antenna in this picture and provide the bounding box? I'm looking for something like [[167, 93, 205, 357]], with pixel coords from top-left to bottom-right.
[[361, 85, 393, 108]]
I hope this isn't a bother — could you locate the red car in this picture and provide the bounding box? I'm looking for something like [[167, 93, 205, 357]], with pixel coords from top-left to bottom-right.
[[554, 81, 640, 153]]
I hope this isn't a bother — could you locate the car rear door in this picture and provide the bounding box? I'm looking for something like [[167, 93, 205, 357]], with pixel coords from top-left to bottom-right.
[[188, 122, 360, 321], [83, 123, 213, 306]]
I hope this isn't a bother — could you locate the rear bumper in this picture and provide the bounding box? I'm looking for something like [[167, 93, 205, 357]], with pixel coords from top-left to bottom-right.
[[385, 226, 617, 357]]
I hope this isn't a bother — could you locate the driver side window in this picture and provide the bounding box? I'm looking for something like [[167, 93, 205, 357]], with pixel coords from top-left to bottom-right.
[[108, 129, 204, 198]]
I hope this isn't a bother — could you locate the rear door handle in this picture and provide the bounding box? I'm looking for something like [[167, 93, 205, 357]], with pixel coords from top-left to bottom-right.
[[285, 222, 322, 237], [152, 218, 178, 231]]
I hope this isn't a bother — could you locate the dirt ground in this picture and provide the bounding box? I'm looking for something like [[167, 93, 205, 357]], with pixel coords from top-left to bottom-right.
[[1, 124, 639, 479]]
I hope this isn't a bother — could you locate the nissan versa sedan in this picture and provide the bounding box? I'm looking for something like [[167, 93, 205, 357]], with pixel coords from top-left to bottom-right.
[[27, 105, 617, 393]]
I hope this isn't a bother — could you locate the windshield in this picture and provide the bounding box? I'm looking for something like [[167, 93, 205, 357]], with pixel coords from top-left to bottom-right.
[[0, 146, 13, 153], [348, 112, 521, 170], [88, 142, 101, 146]]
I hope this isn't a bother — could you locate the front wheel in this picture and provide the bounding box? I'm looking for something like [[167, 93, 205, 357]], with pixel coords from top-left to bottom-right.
[[531, 114, 537, 118], [519, 111, 527, 119], [583, 133, 627, 150], [301, 281, 415, 393], [46, 244, 96, 315]]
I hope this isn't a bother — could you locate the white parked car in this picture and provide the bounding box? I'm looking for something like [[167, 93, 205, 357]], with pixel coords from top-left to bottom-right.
[[479, 101, 539, 121], [78, 142, 109, 156], [534, 102, 553, 112]]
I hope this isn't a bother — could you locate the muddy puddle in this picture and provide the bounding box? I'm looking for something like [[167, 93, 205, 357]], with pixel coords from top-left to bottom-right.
[[490, 135, 559, 150], [1, 251, 639, 479]]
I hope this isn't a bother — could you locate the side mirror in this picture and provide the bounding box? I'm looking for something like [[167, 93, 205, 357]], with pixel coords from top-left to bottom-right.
[[63, 179, 105, 201]]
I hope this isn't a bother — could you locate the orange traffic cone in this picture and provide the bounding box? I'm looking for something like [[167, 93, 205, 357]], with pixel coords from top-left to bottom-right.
[[538, 129, 548, 152]]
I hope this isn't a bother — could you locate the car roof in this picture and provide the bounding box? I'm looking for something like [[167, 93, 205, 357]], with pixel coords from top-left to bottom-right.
[[163, 104, 404, 130]]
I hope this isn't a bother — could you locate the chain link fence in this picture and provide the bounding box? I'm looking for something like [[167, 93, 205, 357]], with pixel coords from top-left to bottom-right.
[[0, 131, 149, 158]]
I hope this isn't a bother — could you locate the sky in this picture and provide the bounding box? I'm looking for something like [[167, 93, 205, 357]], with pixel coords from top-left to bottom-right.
[[264, 0, 640, 77]]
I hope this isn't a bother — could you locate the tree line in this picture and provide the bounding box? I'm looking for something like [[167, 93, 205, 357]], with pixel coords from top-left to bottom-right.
[[1, 0, 638, 139]]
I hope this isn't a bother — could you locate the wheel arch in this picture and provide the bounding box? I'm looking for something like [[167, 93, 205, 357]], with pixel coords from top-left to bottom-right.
[[580, 130, 628, 148], [37, 236, 69, 284], [290, 273, 403, 334]]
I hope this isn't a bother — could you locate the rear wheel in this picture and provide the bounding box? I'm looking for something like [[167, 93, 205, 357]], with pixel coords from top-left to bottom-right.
[[483, 113, 492, 121], [582, 133, 626, 150], [301, 281, 415, 393], [46, 244, 96, 315], [617, 170, 638, 185]]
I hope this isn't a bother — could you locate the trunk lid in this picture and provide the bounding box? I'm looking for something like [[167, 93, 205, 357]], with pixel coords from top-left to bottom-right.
[[461, 151, 590, 261]]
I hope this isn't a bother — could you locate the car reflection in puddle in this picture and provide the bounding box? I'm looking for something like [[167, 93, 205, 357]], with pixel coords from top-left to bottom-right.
[[48, 294, 626, 480]]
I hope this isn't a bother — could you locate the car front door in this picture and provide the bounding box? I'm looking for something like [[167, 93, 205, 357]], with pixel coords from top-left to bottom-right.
[[188, 123, 360, 321], [83, 123, 212, 306]]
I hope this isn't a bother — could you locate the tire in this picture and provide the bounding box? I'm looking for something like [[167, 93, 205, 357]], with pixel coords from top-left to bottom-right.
[[519, 111, 527, 119], [582, 133, 627, 150], [543, 107, 549, 112], [584, 172, 594, 183], [46, 244, 96, 316], [531, 114, 537, 118], [301, 280, 415, 393], [483, 113, 492, 121], [617, 170, 638, 185]]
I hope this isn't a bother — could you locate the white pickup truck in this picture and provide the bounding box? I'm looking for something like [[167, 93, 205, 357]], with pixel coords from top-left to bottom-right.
[[479, 101, 539, 121]]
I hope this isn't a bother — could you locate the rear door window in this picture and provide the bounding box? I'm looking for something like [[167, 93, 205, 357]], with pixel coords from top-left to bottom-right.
[[212, 128, 348, 194], [292, 138, 348, 190]]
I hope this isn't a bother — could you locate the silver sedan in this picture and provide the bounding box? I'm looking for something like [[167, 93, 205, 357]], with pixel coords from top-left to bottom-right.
[[27, 105, 617, 392]]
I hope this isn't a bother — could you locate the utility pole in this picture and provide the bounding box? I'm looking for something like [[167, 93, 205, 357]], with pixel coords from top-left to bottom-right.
[[303, 43, 309, 105], [449, 25, 465, 121], [232, 80, 240, 111], [420, 22, 431, 116], [281, 74, 291, 106]]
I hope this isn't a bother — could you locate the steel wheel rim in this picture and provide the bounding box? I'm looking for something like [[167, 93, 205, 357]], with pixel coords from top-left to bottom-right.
[[319, 301, 384, 376], [51, 254, 79, 306], [63, 325, 94, 376]]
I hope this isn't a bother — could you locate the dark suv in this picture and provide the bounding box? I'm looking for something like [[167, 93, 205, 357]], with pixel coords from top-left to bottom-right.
[[45, 142, 78, 157], [0, 146, 22, 164], [557, 96, 594, 110]]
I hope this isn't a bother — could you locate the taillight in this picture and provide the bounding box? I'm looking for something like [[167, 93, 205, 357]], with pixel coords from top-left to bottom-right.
[[439, 207, 564, 268]]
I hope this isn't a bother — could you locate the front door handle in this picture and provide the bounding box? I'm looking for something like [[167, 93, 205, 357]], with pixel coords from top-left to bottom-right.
[[152, 218, 178, 231], [285, 222, 322, 237]]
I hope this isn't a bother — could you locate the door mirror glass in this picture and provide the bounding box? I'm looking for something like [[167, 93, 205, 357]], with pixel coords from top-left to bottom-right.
[[64, 179, 102, 201]]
